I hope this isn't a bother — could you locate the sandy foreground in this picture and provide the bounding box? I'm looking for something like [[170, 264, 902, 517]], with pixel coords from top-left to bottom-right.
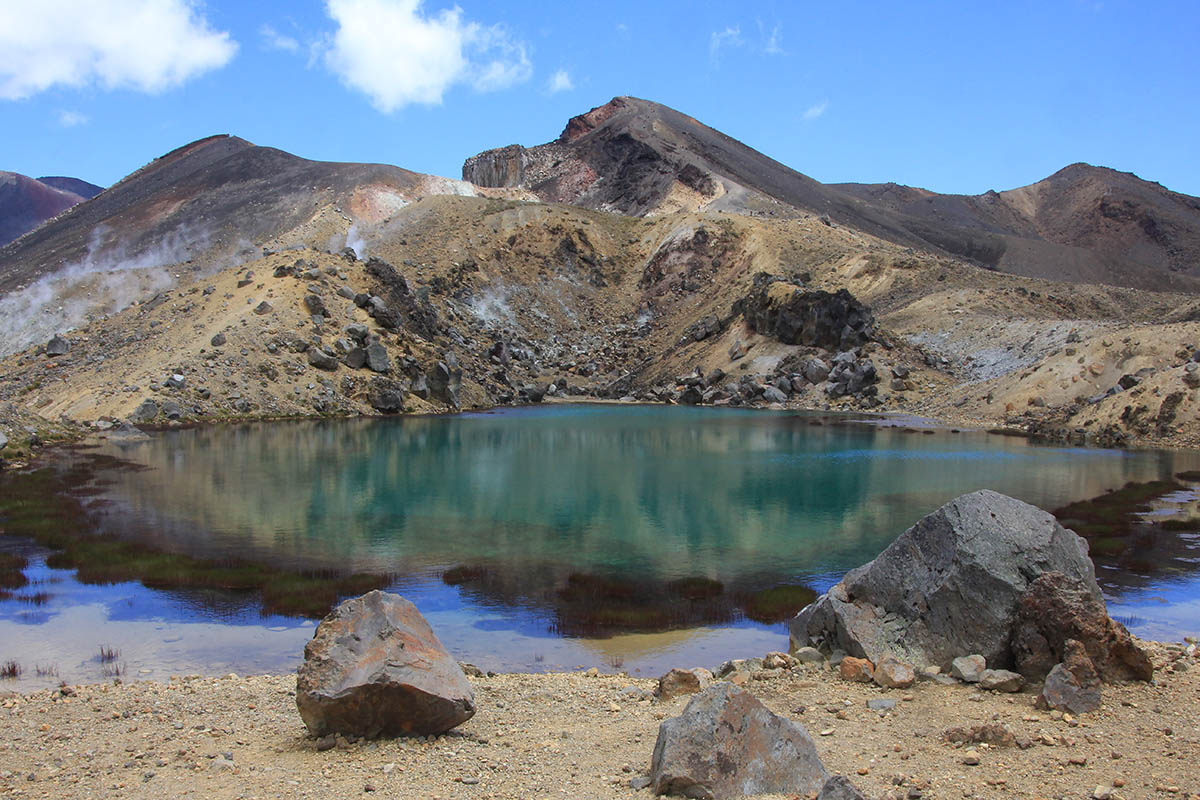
[[0, 641, 1196, 800]]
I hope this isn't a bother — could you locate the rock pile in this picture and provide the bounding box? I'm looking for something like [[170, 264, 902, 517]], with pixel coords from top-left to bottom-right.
[[732, 273, 876, 351], [791, 491, 1151, 685]]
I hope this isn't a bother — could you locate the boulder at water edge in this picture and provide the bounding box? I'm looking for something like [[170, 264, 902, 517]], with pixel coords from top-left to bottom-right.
[[296, 590, 475, 738], [790, 490, 1100, 670], [650, 682, 832, 799]]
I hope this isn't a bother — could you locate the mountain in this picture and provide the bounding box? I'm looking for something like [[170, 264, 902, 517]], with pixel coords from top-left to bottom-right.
[[464, 96, 1200, 292], [0, 134, 479, 296], [37, 176, 103, 200], [0, 171, 99, 248]]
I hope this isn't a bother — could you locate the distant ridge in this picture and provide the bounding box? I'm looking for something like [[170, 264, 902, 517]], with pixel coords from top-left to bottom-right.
[[464, 96, 1200, 291], [0, 171, 101, 248]]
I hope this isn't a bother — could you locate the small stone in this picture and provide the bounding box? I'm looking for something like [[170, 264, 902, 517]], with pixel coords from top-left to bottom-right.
[[873, 655, 916, 689], [629, 776, 651, 790], [839, 657, 874, 683], [951, 655, 986, 683], [210, 333, 226, 347], [254, 301, 273, 315], [979, 669, 1025, 693], [962, 749, 980, 766], [866, 698, 897, 713], [793, 647, 824, 664]]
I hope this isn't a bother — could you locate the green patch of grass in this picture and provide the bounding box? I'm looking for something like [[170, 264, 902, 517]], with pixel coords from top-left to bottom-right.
[[739, 584, 818, 624], [1160, 516, 1200, 531], [0, 456, 394, 619]]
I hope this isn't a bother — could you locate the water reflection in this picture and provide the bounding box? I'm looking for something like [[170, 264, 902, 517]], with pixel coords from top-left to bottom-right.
[[2, 405, 1200, 686]]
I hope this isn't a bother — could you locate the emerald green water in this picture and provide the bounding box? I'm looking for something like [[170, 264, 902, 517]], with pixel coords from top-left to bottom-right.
[[3, 404, 1199, 686]]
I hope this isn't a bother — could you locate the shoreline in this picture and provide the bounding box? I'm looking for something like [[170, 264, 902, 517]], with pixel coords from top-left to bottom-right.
[[1, 637, 1197, 799]]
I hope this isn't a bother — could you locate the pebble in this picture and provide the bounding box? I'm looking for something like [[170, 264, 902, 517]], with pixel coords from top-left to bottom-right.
[[962, 749, 981, 766]]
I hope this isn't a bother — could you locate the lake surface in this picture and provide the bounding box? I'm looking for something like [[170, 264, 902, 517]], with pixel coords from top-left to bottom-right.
[[3, 404, 1200, 688]]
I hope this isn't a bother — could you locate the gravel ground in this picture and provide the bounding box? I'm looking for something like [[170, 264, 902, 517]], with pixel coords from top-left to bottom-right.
[[0, 640, 1196, 800]]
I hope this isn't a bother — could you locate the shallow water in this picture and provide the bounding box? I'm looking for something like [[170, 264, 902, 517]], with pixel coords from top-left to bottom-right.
[[3, 404, 1200, 688]]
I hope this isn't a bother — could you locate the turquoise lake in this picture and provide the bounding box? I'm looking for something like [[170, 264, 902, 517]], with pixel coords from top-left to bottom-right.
[[2, 404, 1199, 687]]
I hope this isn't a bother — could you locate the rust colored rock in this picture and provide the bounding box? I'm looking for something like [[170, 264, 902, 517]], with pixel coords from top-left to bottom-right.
[[650, 682, 829, 799], [839, 656, 874, 682], [657, 668, 714, 701], [296, 591, 475, 738], [873, 655, 916, 689], [1012, 571, 1152, 682]]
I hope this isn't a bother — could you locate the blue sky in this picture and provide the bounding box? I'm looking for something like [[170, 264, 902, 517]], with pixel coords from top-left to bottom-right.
[[1, 1, 1198, 196]]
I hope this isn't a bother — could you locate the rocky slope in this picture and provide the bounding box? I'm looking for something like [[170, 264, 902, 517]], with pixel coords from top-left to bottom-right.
[[3, 98, 1200, 457], [465, 97, 1200, 292]]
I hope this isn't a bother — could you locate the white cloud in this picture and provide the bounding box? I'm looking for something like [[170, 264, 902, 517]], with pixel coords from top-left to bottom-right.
[[802, 100, 829, 121], [260, 24, 300, 54], [709, 25, 742, 65], [323, 0, 532, 113], [57, 109, 89, 127], [0, 0, 237, 100], [547, 68, 572, 94]]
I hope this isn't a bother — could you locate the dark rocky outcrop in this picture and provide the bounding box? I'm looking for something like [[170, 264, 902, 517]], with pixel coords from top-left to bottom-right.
[[296, 591, 475, 738], [650, 682, 830, 800], [790, 490, 1100, 671], [733, 274, 876, 350], [1011, 571, 1152, 681], [363, 257, 440, 341]]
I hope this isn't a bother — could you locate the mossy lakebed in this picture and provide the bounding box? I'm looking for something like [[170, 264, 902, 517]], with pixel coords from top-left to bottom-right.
[[2, 405, 1200, 686]]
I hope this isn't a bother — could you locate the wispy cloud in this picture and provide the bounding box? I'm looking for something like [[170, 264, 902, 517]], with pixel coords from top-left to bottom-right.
[[547, 69, 573, 94], [323, 0, 532, 112], [709, 25, 742, 66], [802, 100, 829, 121], [764, 23, 784, 55], [57, 109, 89, 127], [0, 0, 237, 100], [260, 24, 300, 53]]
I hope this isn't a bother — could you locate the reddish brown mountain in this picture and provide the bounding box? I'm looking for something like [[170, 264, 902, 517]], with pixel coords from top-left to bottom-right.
[[0, 171, 100, 248]]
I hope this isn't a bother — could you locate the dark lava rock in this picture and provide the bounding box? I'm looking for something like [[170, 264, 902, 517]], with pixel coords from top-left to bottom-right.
[[307, 348, 339, 371], [1011, 571, 1152, 682], [790, 490, 1100, 670], [1038, 639, 1102, 714], [818, 774, 870, 800], [679, 385, 703, 405], [428, 360, 462, 406], [650, 682, 829, 800], [254, 301, 273, 315], [344, 323, 369, 344], [365, 343, 391, 373], [210, 332, 227, 347], [304, 294, 327, 317], [409, 372, 430, 400], [761, 385, 788, 404], [45, 334, 70, 356], [368, 378, 406, 414], [733, 273, 875, 350], [364, 257, 439, 340], [160, 401, 183, 420], [129, 399, 159, 423], [296, 591, 475, 738], [345, 348, 367, 369]]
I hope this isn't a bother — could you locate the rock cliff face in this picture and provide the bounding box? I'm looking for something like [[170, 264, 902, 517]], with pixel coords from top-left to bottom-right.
[[461, 144, 528, 188]]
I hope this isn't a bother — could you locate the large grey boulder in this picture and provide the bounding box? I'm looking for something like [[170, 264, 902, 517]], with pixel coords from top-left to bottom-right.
[[45, 334, 71, 356], [790, 490, 1100, 671], [296, 591, 475, 738], [650, 682, 829, 799]]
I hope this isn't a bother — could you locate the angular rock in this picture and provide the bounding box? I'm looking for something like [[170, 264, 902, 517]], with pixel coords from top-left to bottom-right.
[[365, 343, 391, 373], [428, 360, 462, 406], [839, 656, 874, 682], [873, 655, 915, 689], [656, 668, 714, 700], [210, 333, 227, 347], [733, 274, 876, 350], [45, 334, 71, 356], [979, 668, 1025, 692], [804, 358, 831, 385], [650, 683, 829, 800], [951, 655, 986, 683], [1011, 571, 1152, 682], [368, 378, 406, 414], [762, 651, 797, 670], [0, 431, 9, 451], [1038, 640, 1101, 714], [129, 399, 159, 423], [791, 490, 1101, 671], [792, 646, 824, 664], [345, 348, 367, 369], [761, 386, 788, 404], [254, 301, 273, 315], [296, 591, 475, 738], [409, 372, 430, 400], [817, 774, 870, 800], [307, 348, 339, 371], [304, 294, 327, 317], [345, 323, 369, 343]]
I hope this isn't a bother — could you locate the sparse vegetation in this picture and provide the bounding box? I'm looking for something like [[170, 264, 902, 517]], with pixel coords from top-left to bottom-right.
[[35, 663, 58, 678], [98, 645, 119, 663], [0, 660, 20, 679]]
